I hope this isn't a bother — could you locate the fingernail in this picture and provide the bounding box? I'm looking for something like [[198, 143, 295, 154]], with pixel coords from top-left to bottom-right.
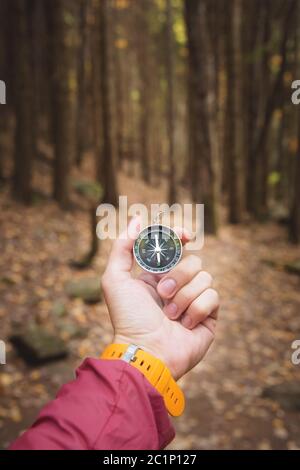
[[181, 314, 192, 329], [184, 228, 193, 240], [164, 302, 178, 318], [159, 278, 177, 297]]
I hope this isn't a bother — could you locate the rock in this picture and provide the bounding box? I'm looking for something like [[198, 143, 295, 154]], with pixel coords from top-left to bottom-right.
[[284, 260, 300, 277], [10, 325, 68, 365], [58, 321, 87, 340], [51, 301, 67, 318], [66, 277, 101, 303], [262, 382, 300, 411]]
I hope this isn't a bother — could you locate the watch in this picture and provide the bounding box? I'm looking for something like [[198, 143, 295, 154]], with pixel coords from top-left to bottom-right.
[[101, 343, 185, 417]]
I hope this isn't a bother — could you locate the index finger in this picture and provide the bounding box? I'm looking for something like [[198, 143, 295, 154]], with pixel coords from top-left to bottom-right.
[[173, 226, 193, 246]]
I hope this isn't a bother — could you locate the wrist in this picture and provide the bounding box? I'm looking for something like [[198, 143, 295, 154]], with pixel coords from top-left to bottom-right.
[[113, 334, 180, 380], [102, 341, 185, 416]]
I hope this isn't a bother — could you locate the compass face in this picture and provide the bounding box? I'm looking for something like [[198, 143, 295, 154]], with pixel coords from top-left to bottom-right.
[[133, 225, 182, 274]]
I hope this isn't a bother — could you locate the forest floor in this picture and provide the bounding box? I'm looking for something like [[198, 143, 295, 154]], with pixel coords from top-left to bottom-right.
[[0, 166, 300, 449]]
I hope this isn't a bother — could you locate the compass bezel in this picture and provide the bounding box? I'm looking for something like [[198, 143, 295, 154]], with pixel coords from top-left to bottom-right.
[[133, 224, 182, 274]]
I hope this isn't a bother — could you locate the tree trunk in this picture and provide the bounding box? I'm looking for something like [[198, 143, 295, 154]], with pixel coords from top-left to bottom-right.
[[251, 0, 296, 217], [112, 0, 125, 167], [0, 0, 9, 181], [244, 0, 260, 213], [166, 0, 176, 204], [76, 0, 89, 167], [136, 0, 151, 184], [185, 0, 218, 234], [12, 0, 35, 203], [290, 2, 300, 243], [48, 0, 78, 208], [97, 0, 118, 206], [227, 0, 244, 224], [91, 0, 102, 181], [258, 2, 271, 215], [199, 0, 219, 233]]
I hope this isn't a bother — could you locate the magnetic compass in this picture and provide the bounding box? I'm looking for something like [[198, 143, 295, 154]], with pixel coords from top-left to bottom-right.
[[133, 224, 182, 274]]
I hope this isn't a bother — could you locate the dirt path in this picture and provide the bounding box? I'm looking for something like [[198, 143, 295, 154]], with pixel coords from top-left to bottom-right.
[[171, 224, 300, 449], [0, 173, 300, 449]]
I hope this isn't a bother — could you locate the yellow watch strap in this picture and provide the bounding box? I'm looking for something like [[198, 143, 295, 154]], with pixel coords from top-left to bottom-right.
[[101, 343, 185, 417]]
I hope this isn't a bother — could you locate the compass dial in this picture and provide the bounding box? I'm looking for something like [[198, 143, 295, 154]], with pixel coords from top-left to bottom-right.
[[133, 225, 182, 274]]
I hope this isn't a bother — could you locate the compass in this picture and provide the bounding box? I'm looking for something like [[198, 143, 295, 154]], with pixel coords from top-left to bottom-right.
[[133, 224, 182, 274]]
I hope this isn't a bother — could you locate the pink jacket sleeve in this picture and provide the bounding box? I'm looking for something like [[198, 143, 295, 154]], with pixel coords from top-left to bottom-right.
[[9, 358, 175, 450]]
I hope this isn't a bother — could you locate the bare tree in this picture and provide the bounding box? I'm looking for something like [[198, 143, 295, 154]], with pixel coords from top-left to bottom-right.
[[12, 0, 35, 203], [185, 0, 218, 234], [136, 0, 152, 184], [226, 0, 244, 223], [76, 0, 90, 167], [290, 1, 300, 243], [165, 0, 176, 204], [97, 0, 118, 205], [48, 0, 79, 208]]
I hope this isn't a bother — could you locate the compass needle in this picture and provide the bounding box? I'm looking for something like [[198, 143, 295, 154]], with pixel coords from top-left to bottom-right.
[[133, 224, 182, 274]]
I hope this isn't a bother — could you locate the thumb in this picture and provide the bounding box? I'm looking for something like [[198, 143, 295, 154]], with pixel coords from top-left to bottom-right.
[[106, 216, 141, 280]]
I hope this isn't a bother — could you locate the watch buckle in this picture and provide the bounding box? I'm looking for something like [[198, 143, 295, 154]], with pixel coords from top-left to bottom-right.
[[121, 344, 139, 363]]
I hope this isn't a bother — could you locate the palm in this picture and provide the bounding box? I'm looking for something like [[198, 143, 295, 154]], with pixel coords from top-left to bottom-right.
[[111, 274, 214, 379]]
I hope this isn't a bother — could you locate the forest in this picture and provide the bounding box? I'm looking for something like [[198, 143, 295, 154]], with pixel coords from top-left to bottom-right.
[[0, 0, 300, 451]]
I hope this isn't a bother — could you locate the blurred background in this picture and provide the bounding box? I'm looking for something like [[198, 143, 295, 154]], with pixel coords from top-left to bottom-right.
[[0, 0, 300, 450]]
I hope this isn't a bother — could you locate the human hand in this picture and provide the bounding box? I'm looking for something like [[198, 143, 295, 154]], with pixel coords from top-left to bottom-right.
[[101, 217, 220, 380]]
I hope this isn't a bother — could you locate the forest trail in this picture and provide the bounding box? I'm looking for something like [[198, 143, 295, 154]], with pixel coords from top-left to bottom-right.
[[171, 223, 300, 449], [0, 172, 300, 449]]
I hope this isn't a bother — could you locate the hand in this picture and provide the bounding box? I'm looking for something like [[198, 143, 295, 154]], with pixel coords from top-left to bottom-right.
[[101, 217, 220, 380]]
